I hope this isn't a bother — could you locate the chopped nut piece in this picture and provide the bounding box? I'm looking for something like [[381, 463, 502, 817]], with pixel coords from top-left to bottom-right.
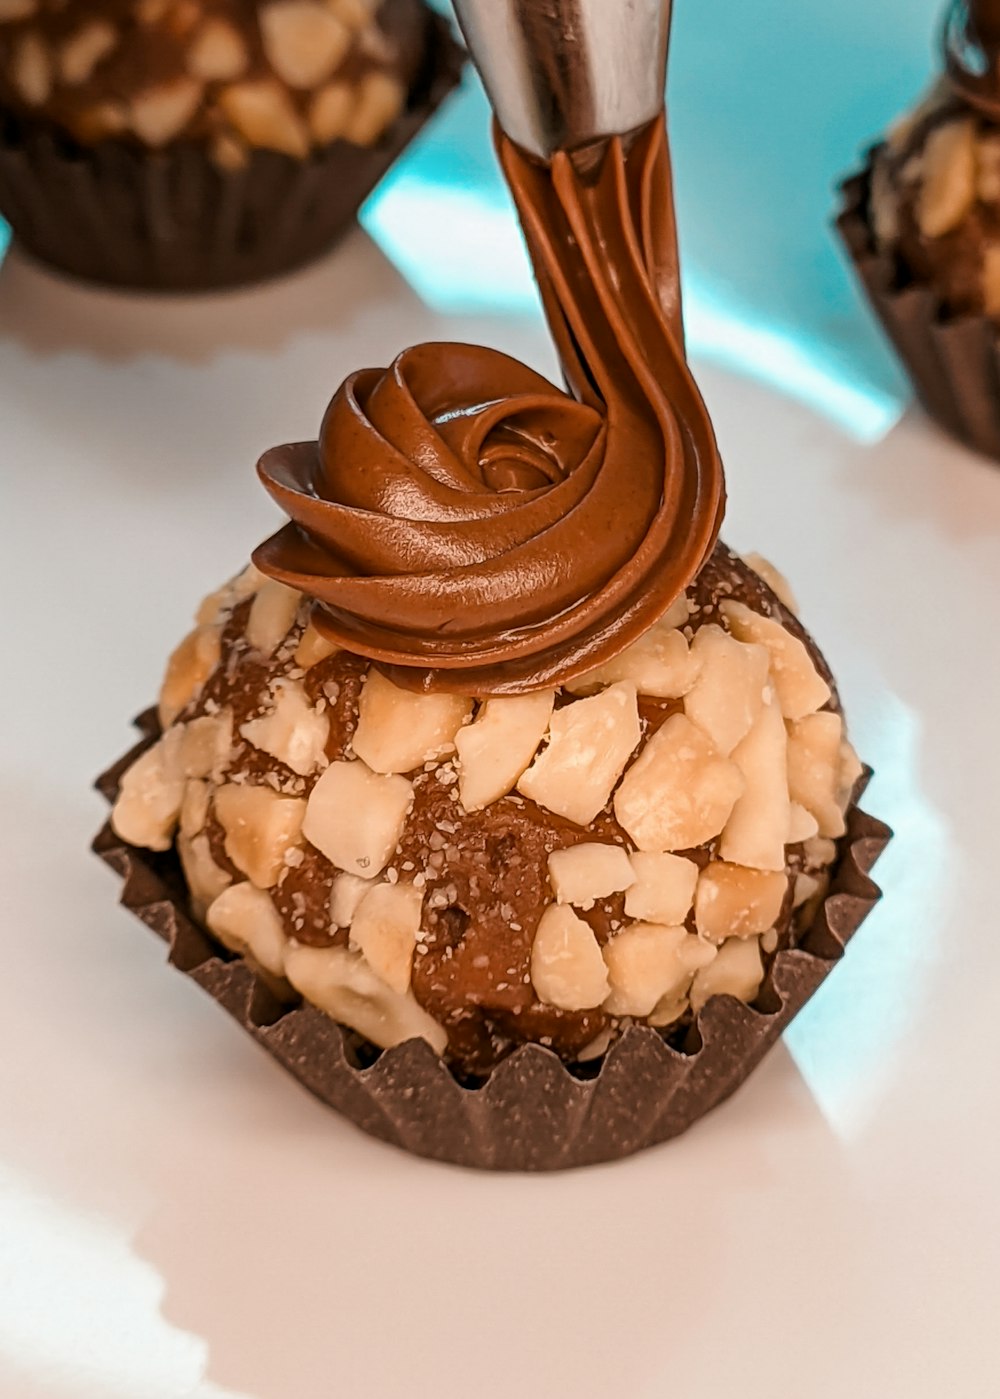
[[690, 935, 764, 1012], [795, 871, 829, 922], [240, 679, 329, 776], [978, 135, 1000, 202], [985, 242, 1000, 322], [329, 0, 375, 26], [11, 33, 50, 105], [917, 119, 976, 238], [188, 18, 248, 80], [518, 682, 640, 826], [59, 21, 116, 85], [349, 881, 423, 994], [245, 579, 301, 655], [109, 717, 231, 846], [283, 944, 448, 1053], [179, 778, 210, 838], [214, 782, 306, 888], [575, 1028, 614, 1062], [660, 591, 692, 630], [803, 835, 837, 869], [196, 563, 264, 626], [720, 601, 831, 720], [294, 620, 338, 669], [742, 553, 799, 612], [624, 851, 698, 925], [839, 738, 863, 799], [719, 699, 790, 872], [206, 883, 287, 978], [793, 872, 821, 909], [353, 672, 471, 774], [302, 760, 413, 877], [787, 801, 820, 844], [786, 712, 846, 839], [260, 1, 351, 88], [110, 728, 185, 851], [614, 713, 744, 852], [547, 843, 635, 909], [220, 79, 309, 157], [0, 0, 38, 21], [355, 20, 392, 63], [603, 923, 714, 1018], [309, 79, 353, 143], [130, 78, 203, 147], [211, 130, 248, 170], [694, 862, 787, 944], [159, 623, 222, 727], [646, 986, 693, 1028], [565, 622, 699, 699], [344, 70, 405, 145], [178, 831, 231, 918], [683, 624, 769, 756], [530, 905, 610, 1011], [180, 709, 233, 780], [455, 691, 554, 812], [330, 870, 374, 926]]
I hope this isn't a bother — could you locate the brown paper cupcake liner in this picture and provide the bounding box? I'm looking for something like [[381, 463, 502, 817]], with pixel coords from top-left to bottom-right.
[[93, 710, 891, 1171], [0, 14, 462, 293], [836, 153, 1000, 460]]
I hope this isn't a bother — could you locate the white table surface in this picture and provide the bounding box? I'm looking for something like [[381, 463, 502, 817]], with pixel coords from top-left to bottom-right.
[[2, 1, 999, 1395]]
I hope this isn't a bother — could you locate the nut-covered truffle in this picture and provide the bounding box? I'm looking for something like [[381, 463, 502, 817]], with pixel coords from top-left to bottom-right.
[[867, 81, 1000, 319], [0, 0, 430, 162], [110, 544, 861, 1078]]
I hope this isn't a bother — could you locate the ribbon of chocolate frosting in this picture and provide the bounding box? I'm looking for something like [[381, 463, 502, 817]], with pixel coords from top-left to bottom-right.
[[254, 1, 724, 695], [944, 0, 1000, 117]]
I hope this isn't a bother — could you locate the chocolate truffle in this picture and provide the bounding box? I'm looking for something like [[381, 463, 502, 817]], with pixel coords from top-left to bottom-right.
[[838, 0, 1000, 455], [868, 80, 1000, 320], [0, 0, 461, 288], [109, 542, 861, 1079]]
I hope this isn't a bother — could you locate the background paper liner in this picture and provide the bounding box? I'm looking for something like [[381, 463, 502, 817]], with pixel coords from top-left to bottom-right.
[[837, 153, 1000, 461], [0, 14, 462, 293], [93, 711, 890, 1171]]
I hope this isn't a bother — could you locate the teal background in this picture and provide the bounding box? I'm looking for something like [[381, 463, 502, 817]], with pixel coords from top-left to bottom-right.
[[0, 0, 945, 436]]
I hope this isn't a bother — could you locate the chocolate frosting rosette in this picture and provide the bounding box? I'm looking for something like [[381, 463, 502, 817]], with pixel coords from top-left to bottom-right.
[[0, 0, 461, 290], [838, 0, 1000, 459], [95, 0, 889, 1168]]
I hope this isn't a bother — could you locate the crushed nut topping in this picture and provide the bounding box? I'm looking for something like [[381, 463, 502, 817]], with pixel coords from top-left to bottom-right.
[[113, 546, 853, 1073]]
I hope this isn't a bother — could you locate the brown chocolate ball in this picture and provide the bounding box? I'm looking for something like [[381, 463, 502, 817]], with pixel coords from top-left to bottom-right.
[[869, 80, 1000, 318], [0, 0, 431, 162], [111, 543, 860, 1079]]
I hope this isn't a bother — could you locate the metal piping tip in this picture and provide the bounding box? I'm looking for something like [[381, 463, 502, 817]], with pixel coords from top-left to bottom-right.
[[452, 0, 673, 161]]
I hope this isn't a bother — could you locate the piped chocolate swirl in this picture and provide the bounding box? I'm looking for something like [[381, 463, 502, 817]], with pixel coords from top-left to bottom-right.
[[254, 117, 724, 695]]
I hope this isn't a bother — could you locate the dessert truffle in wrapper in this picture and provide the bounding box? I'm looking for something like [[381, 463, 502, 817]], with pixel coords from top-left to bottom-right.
[[0, 1, 462, 291], [837, 1, 1000, 459], [94, 0, 889, 1166], [94, 565, 889, 1170]]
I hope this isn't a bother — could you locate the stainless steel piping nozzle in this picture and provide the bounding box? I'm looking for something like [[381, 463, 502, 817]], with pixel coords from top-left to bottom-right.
[[452, 0, 673, 160]]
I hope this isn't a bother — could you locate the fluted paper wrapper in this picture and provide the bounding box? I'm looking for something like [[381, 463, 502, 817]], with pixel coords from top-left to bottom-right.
[[837, 154, 1000, 461], [0, 14, 461, 293], [94, 712, 890, 1171]]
